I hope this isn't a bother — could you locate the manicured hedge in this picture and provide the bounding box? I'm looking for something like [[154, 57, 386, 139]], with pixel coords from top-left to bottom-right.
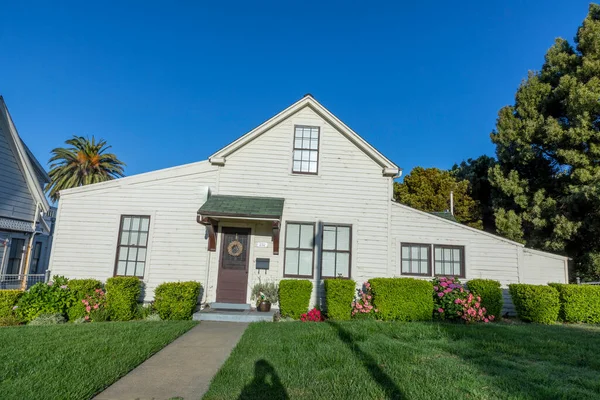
[[509, 284, 559, 324], [0, 290, 23, 318], [467, 279, 503, 319], [154, 281, 201, 320], [369, 278, 433, 321], [67, 279, 103, 321], [324, 279, 356, 321], [279, 280, 312, 319], [549, 283, 600, 323], [106, 277, 142, 321]]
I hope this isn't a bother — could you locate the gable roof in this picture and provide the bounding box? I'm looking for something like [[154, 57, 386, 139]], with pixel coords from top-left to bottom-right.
[[210, 94, 401, 177], [0, 96, 50, 214]]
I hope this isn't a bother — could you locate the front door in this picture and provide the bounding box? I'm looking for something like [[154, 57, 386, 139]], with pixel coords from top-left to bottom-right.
[[216, 227, 250, 303]]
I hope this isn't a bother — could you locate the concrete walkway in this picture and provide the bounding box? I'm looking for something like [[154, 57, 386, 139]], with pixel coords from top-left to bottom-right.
[[95, 321, 248, 400]]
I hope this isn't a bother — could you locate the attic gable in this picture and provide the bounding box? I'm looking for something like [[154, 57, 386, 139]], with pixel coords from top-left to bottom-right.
[[209, 95, 401, 177]]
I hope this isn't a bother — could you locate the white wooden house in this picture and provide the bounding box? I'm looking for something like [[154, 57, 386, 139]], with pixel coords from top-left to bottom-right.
[[48, 95, 569, 308]]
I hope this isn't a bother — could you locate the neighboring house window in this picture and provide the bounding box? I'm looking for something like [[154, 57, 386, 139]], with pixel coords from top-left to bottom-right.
[[400, 243, 431, 276], [284, 222, 315, 277], [321, 224, 351, 278], [30, 242, 43, 274], [7, 238, 25, 275], [292, 125, 319, 174], [434, 245, 465, 277], [115, 215, 150, 277]]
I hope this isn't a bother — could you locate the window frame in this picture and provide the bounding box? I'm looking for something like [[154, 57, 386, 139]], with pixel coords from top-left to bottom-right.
[[400, 242, 432, 277], [320, 223, 352, 279], [283, 221, 316, 278], [30, 242, 43, 274], [292, 125, 320, 175], [433, 245, 466, 278], [113, 215, 151, 278]]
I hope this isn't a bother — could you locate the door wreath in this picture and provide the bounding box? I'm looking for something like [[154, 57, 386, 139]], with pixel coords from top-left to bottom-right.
[[227, 240, 244, 257]]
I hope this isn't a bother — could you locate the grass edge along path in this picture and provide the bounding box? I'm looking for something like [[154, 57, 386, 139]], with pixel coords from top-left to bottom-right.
[[0, 320, 197, 400]]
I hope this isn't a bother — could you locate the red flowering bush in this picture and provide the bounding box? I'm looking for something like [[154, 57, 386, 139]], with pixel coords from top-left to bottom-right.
[[352, 281, 378, 319], [300, 307, 324, 322], [433, 277, 493, 323], [82, 288, 109, 322]]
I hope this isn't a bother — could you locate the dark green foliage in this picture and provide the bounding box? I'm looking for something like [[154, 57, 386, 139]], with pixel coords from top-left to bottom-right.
[[549, 283, 600, 323], [451, 155, 498, 232], [16, 281, 74, 322], [67, 279, 103, 321], [0, 290, 23, 318], [154, 281, 201, 320], [105, 277, 142, 321], [467, 279, 503, 318], [489, 5, 600, 279], [395, 167, 483, 229], [369, 278, 433, 321], [278, 280, 312, 319], [509, 284, 559, 324], [324, 279, 356, 321]]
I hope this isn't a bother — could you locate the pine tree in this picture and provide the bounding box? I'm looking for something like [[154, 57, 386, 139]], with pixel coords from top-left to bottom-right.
[[490, 4, 600, 278]]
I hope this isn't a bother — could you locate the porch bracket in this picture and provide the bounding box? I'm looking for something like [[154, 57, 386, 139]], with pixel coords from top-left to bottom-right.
[[197, 216, 218, 252]]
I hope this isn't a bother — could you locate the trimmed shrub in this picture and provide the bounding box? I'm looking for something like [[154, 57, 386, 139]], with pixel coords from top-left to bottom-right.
[[370, 278, 433, 321], [29, 313, 66, 325], [105, 277, 142, 321], [16, 281, 74, 322], [67, 279, 103, 321], [509, 284, 559, 324], [324, 279, 356, 320], [154, 281, 201, 320], [279, 280, 312, 319], [549, 283, 600, 323], [0, 290, 23, 318], [467, 279, 503, 319]]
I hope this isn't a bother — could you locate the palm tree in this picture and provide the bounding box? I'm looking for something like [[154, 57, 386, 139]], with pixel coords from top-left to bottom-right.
[[46, 136, 126, 201]]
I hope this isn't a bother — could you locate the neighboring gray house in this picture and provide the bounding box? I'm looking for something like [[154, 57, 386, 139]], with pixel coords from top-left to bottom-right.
[[0, 96, 54, 287], [48, 95, 569, 309]]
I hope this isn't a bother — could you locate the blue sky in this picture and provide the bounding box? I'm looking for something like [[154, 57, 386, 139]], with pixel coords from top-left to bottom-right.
[[1, 1, 593, 179]]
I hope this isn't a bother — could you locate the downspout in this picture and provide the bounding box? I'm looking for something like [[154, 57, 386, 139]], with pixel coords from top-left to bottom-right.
[[20, 202, 41, 290]]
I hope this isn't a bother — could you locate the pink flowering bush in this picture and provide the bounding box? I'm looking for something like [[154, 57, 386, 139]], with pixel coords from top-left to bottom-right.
[[433, 277, 493, 323], [82, 288, 109, 322], [352, 281, 378, 319], [300, 307, 324, 322]]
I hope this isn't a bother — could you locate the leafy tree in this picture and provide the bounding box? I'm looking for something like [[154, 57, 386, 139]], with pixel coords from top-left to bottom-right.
[[46, 136, 125, 201], [451, 155, 498, 232], [394, 167, 482, 229], [490, 4, 600, 278]]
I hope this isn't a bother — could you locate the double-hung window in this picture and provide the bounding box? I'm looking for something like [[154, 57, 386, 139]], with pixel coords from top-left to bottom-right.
[[400, 243, 431, 276], [321, 225, 351, 278], [434, 245, 465, 277], [292, 126, 319, 174], [284, 222, 315, 277], [115, 215, 150, 277]]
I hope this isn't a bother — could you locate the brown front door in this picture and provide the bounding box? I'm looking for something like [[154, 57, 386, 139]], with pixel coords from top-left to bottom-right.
[[216, 227, 251, 304]]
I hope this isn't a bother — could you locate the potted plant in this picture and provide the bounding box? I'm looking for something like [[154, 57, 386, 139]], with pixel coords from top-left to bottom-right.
[[251, 281, 278, 312]]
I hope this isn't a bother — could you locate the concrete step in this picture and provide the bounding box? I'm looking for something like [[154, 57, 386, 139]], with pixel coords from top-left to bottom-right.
[[209, 302, 251, 310], [194, 309, 275, 323]]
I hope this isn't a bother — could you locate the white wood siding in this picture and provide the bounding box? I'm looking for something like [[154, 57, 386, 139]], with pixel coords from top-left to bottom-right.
[[390, 203, 522, 286], [522, 248, 568, 284], [49, 162, 218, 300], [215, 106, 393, 303]]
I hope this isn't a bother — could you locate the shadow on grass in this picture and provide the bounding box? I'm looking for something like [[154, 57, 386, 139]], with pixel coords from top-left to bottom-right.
[[238, 359, 289, 400], [437, 322, 600, 398], [328, 321, 405, 399]]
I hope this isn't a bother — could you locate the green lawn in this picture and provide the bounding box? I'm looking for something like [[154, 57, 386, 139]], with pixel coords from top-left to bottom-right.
[[0, 321, 196, 400], [204, 321, 600, 400]]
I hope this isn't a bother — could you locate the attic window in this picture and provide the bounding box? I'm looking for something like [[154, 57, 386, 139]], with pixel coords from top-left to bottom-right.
[[292, 126, 319, 174]]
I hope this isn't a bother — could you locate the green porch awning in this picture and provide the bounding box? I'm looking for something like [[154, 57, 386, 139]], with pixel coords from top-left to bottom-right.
[[197, 195, 285, 220]]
